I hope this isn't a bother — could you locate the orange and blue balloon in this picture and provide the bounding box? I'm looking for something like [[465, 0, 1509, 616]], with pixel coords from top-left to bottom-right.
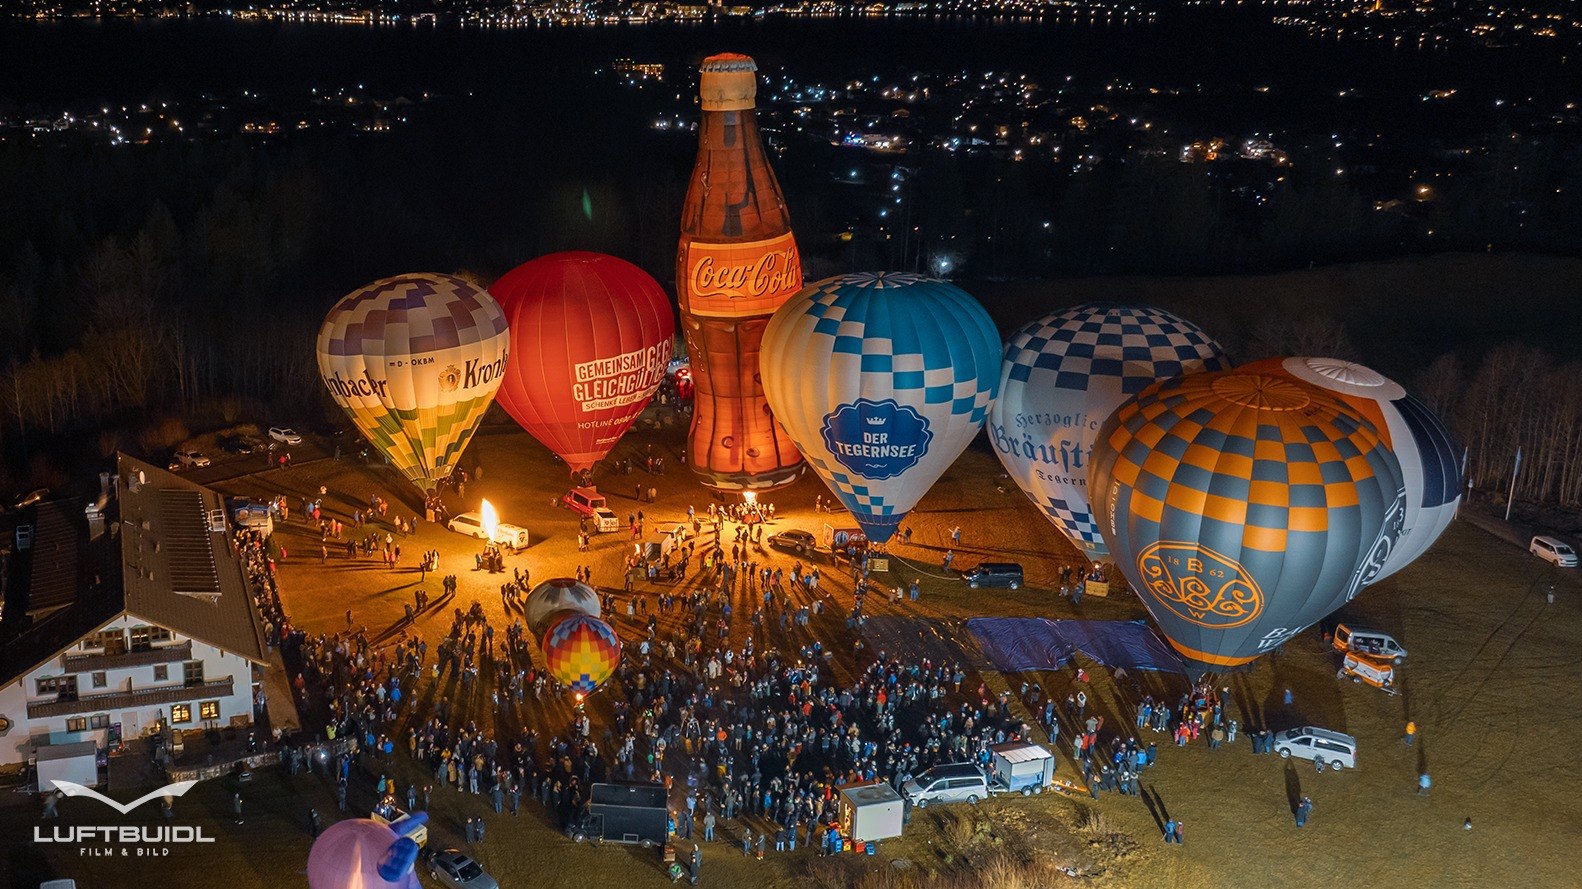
[[1089, 369, 1406, 673]]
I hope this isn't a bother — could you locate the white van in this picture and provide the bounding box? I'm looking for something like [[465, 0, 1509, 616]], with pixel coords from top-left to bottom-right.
[[1530, 535, 1578, 568], [901, 763, 990, 808], [1332, 623, 1408, 664], [1275, 726, 1357, 770], [447, 512, 530, 551]]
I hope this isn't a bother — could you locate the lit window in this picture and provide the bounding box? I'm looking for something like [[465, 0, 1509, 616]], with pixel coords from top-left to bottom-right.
[[67, 717, 88, 733], [199, 701, 220, 721], [171, 704, 192, 724]]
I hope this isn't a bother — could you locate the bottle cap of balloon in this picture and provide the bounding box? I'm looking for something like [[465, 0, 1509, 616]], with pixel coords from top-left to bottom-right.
[[700, 53, 757, 111]]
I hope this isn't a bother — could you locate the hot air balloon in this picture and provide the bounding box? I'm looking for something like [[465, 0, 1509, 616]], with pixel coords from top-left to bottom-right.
[[542, 613, 621, 696], [317, 274, 509, 490], [525, 577, 601, 637], [1239, 357, 1461, 581], [306, 813, 427, 889], [1089, 369, 1406, 673], [989, 304, 1228, 561], [761, 273, 1001, 544], [491, 252, 675, 475]]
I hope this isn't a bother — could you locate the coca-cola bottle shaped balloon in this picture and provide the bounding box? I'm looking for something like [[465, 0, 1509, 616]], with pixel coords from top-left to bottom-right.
[[676, 53, 805, 492]]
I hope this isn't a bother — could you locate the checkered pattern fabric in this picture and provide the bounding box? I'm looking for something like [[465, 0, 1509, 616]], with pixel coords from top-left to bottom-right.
[[1004, 303, 1228, 395], [543, 613, 621, 695], [317, 274, 510, 487], [761, 273, 1001, 543], [1090, 369, 1406, 670], [990, 303, 1227, 559]]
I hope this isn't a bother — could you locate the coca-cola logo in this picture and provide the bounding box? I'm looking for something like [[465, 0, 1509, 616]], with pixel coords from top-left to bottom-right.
[[690, 243, 801, 299]]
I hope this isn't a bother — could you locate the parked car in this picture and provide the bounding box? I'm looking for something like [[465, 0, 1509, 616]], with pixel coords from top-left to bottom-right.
[[562, 487, 621, 532], [769, 529, 817, 555], [1331, 623, 1408, 664], [227, 435, 265, 455], [428, 849, 499, 889], [1274, 726, 1357, 770], [175, 449, 211, 468], [1530, 535, 1578, 568], [447, 512, 530, 551], [901, 762, 990, 808], [39, 880, 78, 889], [961, 562, 1024, 590], [268, 426, 303, 445], [11, 487, 49, 510]]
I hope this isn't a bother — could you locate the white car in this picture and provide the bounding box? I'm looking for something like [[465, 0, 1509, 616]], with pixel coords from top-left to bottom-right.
[[175, 449, 211, 468], [447, 512, 530, 551], [268, 426, 303, 445], [1275, 726, 1357, 770], [1530, 535, 1578, 568]]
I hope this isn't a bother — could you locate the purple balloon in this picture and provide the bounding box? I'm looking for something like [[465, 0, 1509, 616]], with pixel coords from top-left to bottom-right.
[[306, 819, 421, 889]]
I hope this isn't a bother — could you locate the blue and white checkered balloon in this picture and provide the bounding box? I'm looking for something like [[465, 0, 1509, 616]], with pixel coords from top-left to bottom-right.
[[762, 273, 1001, 544], [988, 303, 1228, 560]]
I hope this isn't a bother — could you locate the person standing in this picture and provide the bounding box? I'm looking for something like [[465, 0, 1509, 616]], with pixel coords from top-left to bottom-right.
[[233, 792, 244, 825], [309, 808, 321, 838], [1417, 772, 1432, 796], [704, 809, 716, 842], [1295, 796, 1312, 827], [1404, 720, 1417, 746]]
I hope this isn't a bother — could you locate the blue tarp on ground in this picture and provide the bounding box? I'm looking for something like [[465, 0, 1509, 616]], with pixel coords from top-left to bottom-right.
[[966, 617, 1188, 674]]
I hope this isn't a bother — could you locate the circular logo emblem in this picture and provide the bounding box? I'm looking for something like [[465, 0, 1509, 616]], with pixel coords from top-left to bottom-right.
[[1136, 541, 1264, 629]]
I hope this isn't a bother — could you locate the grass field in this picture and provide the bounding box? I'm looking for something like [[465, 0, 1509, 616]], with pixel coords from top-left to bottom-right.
[[6, 420, 1579, 889]]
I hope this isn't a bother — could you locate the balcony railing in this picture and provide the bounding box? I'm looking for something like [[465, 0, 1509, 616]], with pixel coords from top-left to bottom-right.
[[63, 641, 192, 673], [27, 677, 234, 719]]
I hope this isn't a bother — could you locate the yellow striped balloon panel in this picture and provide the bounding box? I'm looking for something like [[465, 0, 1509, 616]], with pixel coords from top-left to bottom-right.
[[1089, 369, 1406, 674], [543, 613, 621, 695], [316, 273, 510, 489]]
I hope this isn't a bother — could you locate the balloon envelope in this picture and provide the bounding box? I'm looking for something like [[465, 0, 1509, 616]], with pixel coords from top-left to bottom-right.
[[525, 577, 601, 637], [761, 273, 1001, 544], [317, 274, 509, 489], [491, 252, 675, 473], [543, 613, 621, 695], [1089, 369, 1406, 673], [990, 304, 1228, 560], [306, 819, 420, 889], [1239, 357, 1461, 580]]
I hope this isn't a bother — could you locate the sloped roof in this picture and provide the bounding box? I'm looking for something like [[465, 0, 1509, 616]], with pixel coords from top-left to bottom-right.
[[117, 454, 267, 666], [0, 455, 268, 690]]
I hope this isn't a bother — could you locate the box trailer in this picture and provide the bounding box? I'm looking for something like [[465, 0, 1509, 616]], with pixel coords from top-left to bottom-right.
[[36, 741, 100, 791], [988, 741, 1055, 795], [579, 782, 669, 847], [838, 781, 905, 844]]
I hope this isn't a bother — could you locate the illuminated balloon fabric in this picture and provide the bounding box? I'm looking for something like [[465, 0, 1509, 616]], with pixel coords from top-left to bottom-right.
[[1089, 370, 1406, 672], [989, 304, 1228, 560], [491, 252, 676, 474], [317, 274, 509, 488], [1239, 357, 1461, 581], [761, 272, 1001, 544], [543, 613, 621, 695], [306, 817, 422, 889], [525, 576, 601, 638]]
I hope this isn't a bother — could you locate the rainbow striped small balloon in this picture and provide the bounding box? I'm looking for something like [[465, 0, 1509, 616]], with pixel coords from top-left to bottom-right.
[[542, 613, 621, 695]]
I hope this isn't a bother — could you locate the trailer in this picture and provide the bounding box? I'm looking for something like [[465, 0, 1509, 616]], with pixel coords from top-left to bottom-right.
[[571, 782, 669, 847], [838, 781, 905, 844], [988, 741, 1055, 796]]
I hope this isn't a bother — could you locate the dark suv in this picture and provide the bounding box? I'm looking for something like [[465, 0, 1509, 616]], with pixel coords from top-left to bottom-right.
[[768, 529, 817, 555], [961, 562, 1024, 590]]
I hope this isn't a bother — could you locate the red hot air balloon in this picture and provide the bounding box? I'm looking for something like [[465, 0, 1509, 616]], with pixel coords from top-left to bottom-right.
[[492, 252, 676, 474]]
